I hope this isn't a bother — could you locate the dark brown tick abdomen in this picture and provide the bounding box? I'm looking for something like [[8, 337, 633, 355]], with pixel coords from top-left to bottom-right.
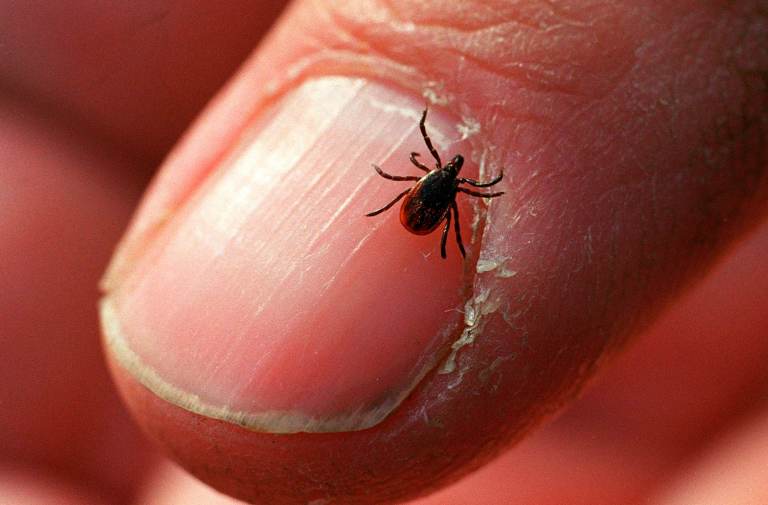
[[400, 170, 456, 234]]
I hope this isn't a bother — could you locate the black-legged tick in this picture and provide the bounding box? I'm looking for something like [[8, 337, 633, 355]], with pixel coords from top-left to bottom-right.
[[365, 108, 505, 259]]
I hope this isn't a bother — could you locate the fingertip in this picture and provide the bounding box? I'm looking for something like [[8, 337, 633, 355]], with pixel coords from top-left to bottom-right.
[[104, 78, 474, 433], [101, 2, 768, 504]]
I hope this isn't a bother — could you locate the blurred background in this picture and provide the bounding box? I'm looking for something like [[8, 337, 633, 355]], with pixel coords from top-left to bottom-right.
[[1, 3, 286, 503], [2, 2, 767, 504]]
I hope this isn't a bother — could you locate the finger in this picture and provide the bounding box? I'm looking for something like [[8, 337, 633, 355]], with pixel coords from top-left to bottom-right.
[[0, 1, 288, 159], [101, 1, 768, 504], [0, 95, 156, 499], [409, 218, 768, 504]]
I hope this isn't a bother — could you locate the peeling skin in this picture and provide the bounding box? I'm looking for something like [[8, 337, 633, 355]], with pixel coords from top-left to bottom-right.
[[98, 2, 768, 504], [437, 172, 524, 379], [422, 83, 452, 106], [477, 256, 519, 278], [370, 88, 511, 391], [101, 78, 504, 434], [457, 115, 481, 141], [436, 141, 509, 378], [439, 285, 504, 376]]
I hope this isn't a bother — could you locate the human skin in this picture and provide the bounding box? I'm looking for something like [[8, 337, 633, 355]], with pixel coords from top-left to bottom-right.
[[1, 1, 768, 504]]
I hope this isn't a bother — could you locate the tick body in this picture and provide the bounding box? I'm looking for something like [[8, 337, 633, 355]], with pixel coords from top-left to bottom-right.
[[366, 108, 505, 259]]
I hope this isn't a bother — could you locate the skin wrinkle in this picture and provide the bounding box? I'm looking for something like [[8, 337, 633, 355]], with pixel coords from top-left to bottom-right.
[[99, 4, 764, 496], [407, 18, 560, 34], [124, 4, 767, 502], [326, 2, 584, 98], [329, 0, 636, 99], [380, 0, 603, 31], [450, 2, 768, 440], [99, 0, 630, 295], [314, 6, 378, 56]]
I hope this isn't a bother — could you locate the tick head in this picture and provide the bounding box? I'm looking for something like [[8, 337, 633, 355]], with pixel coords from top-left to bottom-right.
[[446, 154, 464, 175]]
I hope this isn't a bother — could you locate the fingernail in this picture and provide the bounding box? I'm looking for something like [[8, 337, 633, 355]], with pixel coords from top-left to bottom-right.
[[101, 77, 475, 433]]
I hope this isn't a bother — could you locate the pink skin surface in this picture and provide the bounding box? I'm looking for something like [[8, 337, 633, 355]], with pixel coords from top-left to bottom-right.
[[2, 0, 768, 504], [413, 219, 768, 504], [102, 1, 768, 504], [105, 83, 470, 432], [113, 217, 768, 505], [97, 215, 768, 505]]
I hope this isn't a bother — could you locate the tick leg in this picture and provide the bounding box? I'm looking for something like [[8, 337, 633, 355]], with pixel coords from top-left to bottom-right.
[[451, 201, 466, 258], [409, 152, 430, 172], [371, 164, 420, 181], [459, 187, 505, 198], [419, 108, 442, 168], [440, 207, 451, 259], [460, 171, 504, 188], [365, 188, 411, 217]]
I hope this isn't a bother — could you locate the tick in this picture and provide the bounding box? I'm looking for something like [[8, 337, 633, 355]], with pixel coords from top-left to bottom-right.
[[365, 108, 504, 259]]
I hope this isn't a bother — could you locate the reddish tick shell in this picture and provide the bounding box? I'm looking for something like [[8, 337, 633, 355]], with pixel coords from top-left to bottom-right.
[[399, 170, 457, 235]]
